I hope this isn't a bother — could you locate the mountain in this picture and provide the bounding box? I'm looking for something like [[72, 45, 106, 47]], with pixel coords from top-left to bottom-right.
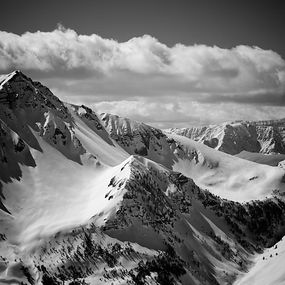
[[167, 120, 285, 157], [0, 71, 285, 285], [101, 113, 285, 202]]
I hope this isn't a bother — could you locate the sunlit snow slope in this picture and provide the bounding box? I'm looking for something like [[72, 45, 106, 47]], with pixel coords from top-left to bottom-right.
[[235, 237, 285, 285], [0, 71, 131, 249], [168, 133, 285, 202]]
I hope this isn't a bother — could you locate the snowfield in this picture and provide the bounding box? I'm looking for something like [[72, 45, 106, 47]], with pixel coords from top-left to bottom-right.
[[235, 237, 285, 285], [167, 133, 285, 202], [2, 132, 132, 249]]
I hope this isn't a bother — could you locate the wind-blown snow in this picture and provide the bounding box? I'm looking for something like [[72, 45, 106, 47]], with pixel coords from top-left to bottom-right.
[[167, 133, 285, 202]]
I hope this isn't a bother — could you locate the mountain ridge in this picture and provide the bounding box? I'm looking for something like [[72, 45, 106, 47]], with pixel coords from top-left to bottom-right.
[[1, 70, 285, 285], [168, 119, 285, 156]]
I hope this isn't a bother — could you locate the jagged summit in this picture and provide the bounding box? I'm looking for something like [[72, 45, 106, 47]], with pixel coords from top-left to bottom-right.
[[0, 70, 35, 93], [0, 70, 22, 85]]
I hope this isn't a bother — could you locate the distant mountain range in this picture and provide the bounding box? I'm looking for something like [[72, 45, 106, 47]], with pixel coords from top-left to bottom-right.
[[168, 119, 285, 156], [1, 71, 285, 285]]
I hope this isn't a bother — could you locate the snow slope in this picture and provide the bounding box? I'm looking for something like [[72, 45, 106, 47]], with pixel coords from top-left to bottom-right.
[[235, 237, 285, 285], [236, 151, 285, 166], [167, 133, 285, 202], [0, 71, 131, 250], [2, 135, 132, 249]]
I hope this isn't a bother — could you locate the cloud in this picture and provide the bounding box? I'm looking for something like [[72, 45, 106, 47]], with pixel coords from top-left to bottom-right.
[[94, 99, 285, 129], [0, 26, 284, 127]]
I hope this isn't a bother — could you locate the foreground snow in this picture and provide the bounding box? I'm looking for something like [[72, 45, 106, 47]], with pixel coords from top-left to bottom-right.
[[235, 238, 285, 285]]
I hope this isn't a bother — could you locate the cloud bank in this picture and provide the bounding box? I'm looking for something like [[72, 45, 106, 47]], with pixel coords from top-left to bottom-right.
[[0, 26, 284, 127]]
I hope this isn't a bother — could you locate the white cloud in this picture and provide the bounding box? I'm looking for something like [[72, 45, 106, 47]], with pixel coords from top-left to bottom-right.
[[94, 99, 285, 129], [0, 26, 284, 127]]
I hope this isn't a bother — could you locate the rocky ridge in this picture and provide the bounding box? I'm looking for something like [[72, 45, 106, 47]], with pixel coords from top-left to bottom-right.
[[168, 120, 285, 155]]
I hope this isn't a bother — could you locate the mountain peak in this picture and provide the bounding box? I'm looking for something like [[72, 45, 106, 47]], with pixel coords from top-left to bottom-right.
[[0, 70, 67, 115], [0, 70, 29, 88]]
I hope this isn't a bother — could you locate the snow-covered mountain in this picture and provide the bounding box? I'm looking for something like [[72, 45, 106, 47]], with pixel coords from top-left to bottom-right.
[[168, 120, 285, 156], [101, 113, 285, 202], [1, 71, 285, 285]]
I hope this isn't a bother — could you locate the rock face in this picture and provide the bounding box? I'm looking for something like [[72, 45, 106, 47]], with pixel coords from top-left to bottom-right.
[[168, 120, 285, 155], [100, 112, 178, 169], [1, 71, 285, 285]]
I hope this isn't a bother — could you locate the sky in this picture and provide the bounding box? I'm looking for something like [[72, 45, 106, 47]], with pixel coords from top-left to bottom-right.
[[0, 0, 285, 128]]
